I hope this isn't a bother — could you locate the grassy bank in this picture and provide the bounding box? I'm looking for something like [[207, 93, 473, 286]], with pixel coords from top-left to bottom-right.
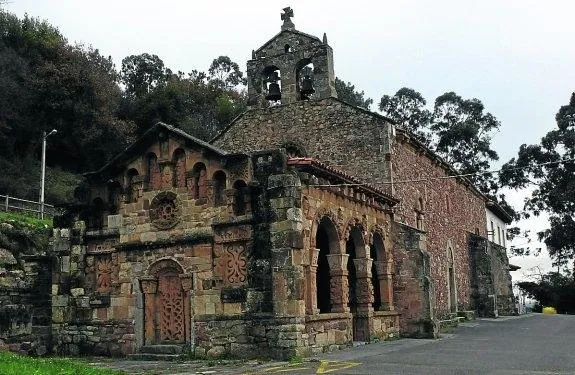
[[0, 352, 124, 375]]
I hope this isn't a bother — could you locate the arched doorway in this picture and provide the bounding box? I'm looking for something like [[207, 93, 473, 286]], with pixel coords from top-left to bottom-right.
[[140, 259, 192, 346]]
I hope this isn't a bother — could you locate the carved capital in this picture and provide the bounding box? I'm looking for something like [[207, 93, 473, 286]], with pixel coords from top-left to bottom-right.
[[310, 248, 320, 268], [374, 260, 393, 277], [179, 274, 193, 291], [139, 277, 158, 294], [354, 258, 373, 278], [326, 253, 349, 275]]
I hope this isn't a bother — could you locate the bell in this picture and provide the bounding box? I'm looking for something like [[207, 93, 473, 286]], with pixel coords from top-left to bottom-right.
[[266, 82, 282, 101], [300, 75, 315, 98]]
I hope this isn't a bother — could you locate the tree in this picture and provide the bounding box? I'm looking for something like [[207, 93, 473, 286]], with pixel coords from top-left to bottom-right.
[[208, 56, 246, 91], [379, 87, 432, 144], [120, 53, 171, 99], [500, 92, 575, 265], [431, 92, 500, 195], [335, 77, 373, 109], [518, 270, 575, 314]]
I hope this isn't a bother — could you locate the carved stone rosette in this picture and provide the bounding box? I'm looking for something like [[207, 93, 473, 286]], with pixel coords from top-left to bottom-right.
[[149, 191, 180, 230]]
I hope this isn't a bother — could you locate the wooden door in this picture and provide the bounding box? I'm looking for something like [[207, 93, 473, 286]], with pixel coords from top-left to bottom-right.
[[157, 271, 185, 343]]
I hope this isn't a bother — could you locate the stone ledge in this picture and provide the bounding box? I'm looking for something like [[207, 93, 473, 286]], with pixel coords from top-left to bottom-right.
[[373, 310, 401, 317], [305, 312, 352, 323]]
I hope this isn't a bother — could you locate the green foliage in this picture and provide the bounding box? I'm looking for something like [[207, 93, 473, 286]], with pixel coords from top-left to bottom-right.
[[0, 352, 125, 375], [0, 211, 52, 267], [518, 271, 575, 314], [119, 55, 247, 139], [500, 92, 575, 264], [208, 55, 247, 90], [379, 88, 501, 196], [335, 77, 373, 109], [120, 53, 171, 99], [379, 87, 431, 144]]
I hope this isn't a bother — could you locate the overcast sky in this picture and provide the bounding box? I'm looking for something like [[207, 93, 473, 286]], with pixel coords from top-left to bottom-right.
[[6, 0, 574, 278]]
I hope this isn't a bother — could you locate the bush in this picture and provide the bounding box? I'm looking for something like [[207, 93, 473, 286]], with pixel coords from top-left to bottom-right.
[[542, 306, 557, 315]]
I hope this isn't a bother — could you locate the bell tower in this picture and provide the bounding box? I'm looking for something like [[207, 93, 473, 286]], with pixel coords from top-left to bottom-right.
[[246, 7, 338, 107]]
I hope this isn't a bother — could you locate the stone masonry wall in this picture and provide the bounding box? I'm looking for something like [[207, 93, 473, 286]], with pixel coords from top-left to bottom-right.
[[212, 98, 393, 191], [391, 134, 487, 317], [468, 233, 516, 317]]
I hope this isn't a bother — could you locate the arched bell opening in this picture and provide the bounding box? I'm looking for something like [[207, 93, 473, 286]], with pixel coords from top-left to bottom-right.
[[296, 59, 315, 101], [315, 216, 339, 314], [262, 66, 281, 104]]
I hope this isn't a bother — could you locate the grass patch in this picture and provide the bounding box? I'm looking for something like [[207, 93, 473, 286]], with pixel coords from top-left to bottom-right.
[[0, 211, 52, 230], [0, 352, 125, 375]]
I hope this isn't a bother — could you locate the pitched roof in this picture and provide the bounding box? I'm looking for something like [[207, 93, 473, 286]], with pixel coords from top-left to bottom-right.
[[287, 157, 398, 206], [254, 29, 322, 55], [85, 122, 241, 179]]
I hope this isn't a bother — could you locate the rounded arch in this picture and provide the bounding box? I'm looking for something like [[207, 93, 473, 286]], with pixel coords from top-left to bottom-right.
[[147, 257, 185, 278], [190, 162, 207, 200], [315, 215, 340, 313], [370, 231, 385, 310], [295, 58, 314, 100], [344, 219, 367, 258]]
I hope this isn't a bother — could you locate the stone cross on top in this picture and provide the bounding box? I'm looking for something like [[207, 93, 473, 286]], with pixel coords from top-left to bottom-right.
[[281, 7, 295, 31]]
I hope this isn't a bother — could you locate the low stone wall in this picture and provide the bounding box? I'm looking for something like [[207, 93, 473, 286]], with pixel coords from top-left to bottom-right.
[[52, 319, 135, 356], [305, 313, 352, 355], [194, 314, 309, 360], [372, 311, 400, 340]]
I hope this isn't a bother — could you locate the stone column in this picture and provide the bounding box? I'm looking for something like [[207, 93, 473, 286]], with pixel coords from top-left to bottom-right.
[[353, 258, 374, 313], [374, 260, 394, 311], [304, 248, 320, 315], [139, 277, 158, 345], [326, 253, 349, 313], [179, 274, 193, 344]]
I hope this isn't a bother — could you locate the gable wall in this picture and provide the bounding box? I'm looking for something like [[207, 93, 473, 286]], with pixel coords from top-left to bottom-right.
[[213, 99, 393, 191]]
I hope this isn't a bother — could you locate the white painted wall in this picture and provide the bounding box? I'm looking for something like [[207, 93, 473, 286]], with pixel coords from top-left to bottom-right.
[[486, 209, 507, 247]]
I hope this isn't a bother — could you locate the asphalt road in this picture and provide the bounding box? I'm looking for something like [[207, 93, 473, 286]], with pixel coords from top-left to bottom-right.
[[94, 314, 575, 374], [239, 314, 575, 375]]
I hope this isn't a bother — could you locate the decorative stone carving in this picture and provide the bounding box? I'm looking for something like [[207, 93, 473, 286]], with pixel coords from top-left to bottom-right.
[[158, 272, 185, 342], [140, 277, 158, 295], [161, 165, 174, 189], [213, 225, 252, 243], [214, 243, 248, 285], [149, 192, 180, 230], [95, 256, 114, 293]]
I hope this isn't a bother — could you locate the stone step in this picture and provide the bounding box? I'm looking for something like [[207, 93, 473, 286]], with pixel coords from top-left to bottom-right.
[[128, 353, 186, 361], [139, 344, 185, 355]]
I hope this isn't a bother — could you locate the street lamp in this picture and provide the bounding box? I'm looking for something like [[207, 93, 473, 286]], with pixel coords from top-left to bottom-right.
[[40, 129, 57, 219]]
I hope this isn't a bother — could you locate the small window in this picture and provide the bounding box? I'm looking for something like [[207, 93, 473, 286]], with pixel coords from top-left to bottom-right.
[[126, 169, 139, 203], [284, 44, 293, 53], [191, 163, 207, 200]]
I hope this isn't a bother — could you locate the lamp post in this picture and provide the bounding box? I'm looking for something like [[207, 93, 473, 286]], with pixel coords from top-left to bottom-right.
[[40, 129, 57, 219]]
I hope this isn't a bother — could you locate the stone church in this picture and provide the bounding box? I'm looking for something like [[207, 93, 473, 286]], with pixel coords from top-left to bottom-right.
[[45, 8, 515, 359]]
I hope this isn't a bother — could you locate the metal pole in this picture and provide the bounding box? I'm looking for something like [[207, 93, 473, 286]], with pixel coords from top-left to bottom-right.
[[40, 131, 46, 220]]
